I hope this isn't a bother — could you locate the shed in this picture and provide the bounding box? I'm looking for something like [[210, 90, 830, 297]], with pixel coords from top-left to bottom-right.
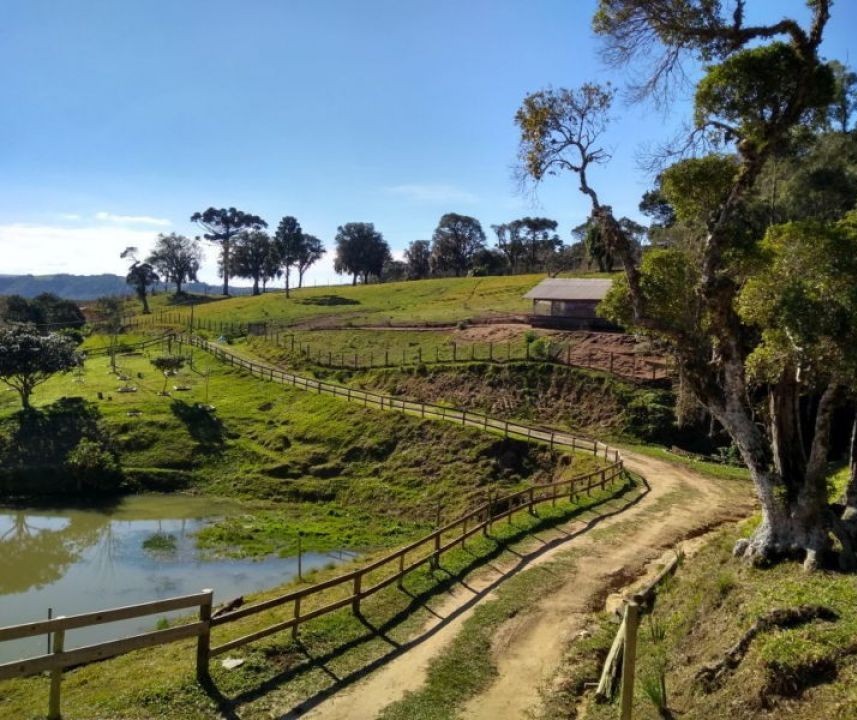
[[523, 278, 617, 330]]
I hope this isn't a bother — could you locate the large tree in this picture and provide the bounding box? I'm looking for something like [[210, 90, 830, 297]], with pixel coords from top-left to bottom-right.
[[404, 240, 432, 280], [147, 233, 202, 295], [517, 1, 851, 570], [0, 325, 80, 410], [296, 234, 325, 289], [191, 207, 267, 296], [518, 217, 561, 271], [121, 247, 159, 314], [333, 223, 390, 284], [272, 216, 303, 298], [232, 230, 278, 296], [492, 222, 525, 272], [124, 261, 159, 314], [430, 213, 486, 276]]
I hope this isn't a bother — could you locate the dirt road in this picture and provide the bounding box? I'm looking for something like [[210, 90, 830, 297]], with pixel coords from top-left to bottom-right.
[[303, 451, 753, 720]]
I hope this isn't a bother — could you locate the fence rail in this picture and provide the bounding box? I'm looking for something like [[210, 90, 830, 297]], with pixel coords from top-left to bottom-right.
[[0, 332, 627, 720], [0, 591, 213, 719]]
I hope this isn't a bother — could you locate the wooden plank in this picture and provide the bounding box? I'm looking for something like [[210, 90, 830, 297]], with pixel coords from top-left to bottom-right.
[[0, 622, 206, 680], [0, 592, 210, 642], [210, 595, 353, 657]]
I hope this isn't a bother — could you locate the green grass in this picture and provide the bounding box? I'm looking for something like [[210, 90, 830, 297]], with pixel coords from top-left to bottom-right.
[[616, 441, 751, 481], [0, 334, 604, 558], [0, 478, 637, 720], [142, 531, 178, 553], [139, 273, 614, 327], [578, 523, 857, 720]]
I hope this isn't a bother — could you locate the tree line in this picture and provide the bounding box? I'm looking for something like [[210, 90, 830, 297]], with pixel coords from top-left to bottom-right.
[[121, 205, 643, 312]]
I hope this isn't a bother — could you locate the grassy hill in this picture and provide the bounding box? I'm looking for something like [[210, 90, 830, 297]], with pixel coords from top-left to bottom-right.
[[140, 272, 614, 327], [0, 335, 601, 557]]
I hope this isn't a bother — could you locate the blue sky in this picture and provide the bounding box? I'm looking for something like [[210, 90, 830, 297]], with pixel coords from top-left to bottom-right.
[[1, 0, 855, 286]]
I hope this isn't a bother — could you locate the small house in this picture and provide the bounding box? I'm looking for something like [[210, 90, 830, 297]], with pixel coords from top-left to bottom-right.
[[523, 278, 617, 330]]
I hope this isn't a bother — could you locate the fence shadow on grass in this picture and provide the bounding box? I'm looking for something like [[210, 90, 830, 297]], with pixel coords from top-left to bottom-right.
[[201, 473, 650, 719]]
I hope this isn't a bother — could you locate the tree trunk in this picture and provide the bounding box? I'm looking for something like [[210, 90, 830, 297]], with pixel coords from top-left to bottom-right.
[[222, 240, 230, 296], [252, 278, 260, 296], [176, 279, 183, 295], [729, 381, 841, 571], [141, 292, 150, 314], [298, 269, 305, 288], [284, 268, 290, 298], [842, 413, 857, 509], [352, 274, 357, 286]]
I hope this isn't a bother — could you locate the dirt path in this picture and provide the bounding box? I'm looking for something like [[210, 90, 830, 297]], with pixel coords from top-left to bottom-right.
[[303, 451, 753, 720]]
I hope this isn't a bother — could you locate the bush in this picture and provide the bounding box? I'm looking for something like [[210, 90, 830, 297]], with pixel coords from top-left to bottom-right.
[[65, 438, 122, 492]]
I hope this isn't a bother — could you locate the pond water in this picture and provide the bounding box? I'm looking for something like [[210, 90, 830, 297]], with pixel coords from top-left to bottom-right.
[[0, 495, 352, 662]]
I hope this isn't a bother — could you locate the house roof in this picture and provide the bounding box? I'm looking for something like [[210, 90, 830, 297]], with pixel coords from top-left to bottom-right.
[[523, 278, 613, 302]]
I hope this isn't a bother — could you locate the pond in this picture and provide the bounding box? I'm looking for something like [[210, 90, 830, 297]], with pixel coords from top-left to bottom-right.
[[0, 495, 353, 663]]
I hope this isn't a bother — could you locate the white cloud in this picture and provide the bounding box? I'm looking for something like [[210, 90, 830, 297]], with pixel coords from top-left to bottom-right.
[[0, 223, 166, 275], [385, 184, 478, 205], [94, 211, 171, 227], [58, 213, 82, 221]]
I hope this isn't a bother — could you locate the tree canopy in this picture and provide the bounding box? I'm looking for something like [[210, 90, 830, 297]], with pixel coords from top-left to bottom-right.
[[517, 0, 856, 570], [333, 223, 390, 284], [190, 207, 266, 296], [232, 230, 278, 296], [430, 213, 486, 277], [0, 325, 80, 410], [147, 233, 202, 295]]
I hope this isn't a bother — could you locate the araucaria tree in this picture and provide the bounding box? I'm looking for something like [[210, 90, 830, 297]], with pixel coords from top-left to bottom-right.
[[147, 233, 202, 295], [191, 207, 267, 296], [516, 1, 855, 570], [0, 325, 80, 410], [333, 223, 391, 284], [232, 230, 278, 296], [430, 213, 486, 276]]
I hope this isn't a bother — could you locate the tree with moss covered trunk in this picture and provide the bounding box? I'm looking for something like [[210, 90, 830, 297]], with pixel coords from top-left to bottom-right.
[[516, 0, 857, 570], [0, 325, 80, 410]]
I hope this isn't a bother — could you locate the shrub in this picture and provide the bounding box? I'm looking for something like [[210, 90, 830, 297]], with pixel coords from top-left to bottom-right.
[[65, 438, 122, 492]]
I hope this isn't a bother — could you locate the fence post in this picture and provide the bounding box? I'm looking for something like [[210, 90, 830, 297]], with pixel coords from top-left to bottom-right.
[[485, 492, 493, 535], [489, 342, 493, 361], [47, 618, 66, 720], [352, 572, 363, 614], [397, 553, 405, 589], [453, 342, 457, 362], [196, 589, 213, 683], [529, 487, 536, 515], [620, 601, 640, 720], [293, 596, 301, 639]]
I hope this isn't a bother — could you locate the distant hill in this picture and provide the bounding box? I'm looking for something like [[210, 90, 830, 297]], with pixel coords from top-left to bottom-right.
[[0, 274, 252, 300]]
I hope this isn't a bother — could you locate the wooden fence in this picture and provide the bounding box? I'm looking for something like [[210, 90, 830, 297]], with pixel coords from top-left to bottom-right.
[[125, 313, 672, 384], [0, 332, 627, 719], [0, 591, 213, 720], [180, 333, 625, 458]]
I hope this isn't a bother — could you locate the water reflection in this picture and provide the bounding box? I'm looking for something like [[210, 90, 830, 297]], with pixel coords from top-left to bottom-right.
[[0, 496, 353, 662]]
